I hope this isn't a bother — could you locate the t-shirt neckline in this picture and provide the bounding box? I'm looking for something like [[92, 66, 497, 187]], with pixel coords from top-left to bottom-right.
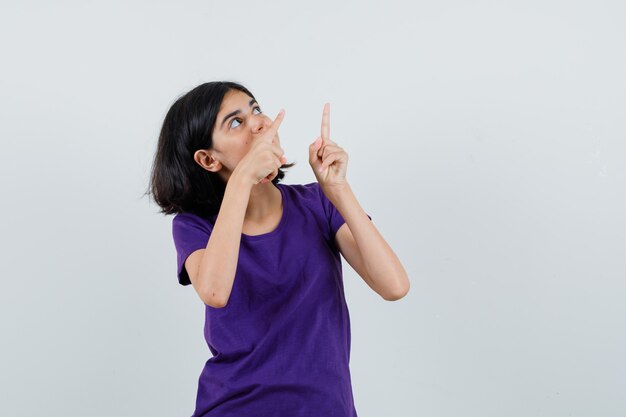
[[241, 183, 288, 242]]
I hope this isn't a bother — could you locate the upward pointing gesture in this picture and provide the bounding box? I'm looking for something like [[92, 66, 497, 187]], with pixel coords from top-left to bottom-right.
[[309, 102, 349, 189]]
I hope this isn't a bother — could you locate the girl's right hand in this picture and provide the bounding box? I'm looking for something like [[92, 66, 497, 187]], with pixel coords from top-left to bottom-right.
[[234, 109, 288, 186]]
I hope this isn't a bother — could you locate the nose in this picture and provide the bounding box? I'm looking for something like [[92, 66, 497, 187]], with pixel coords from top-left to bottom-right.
[[252, 114, 271, 134]]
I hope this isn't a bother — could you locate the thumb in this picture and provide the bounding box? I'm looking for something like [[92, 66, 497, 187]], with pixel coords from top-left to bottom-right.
[[309, 136, 322, 161]]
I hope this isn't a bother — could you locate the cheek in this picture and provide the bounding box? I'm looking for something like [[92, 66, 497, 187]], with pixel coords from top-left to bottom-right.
[[240, 141, 252, 157]]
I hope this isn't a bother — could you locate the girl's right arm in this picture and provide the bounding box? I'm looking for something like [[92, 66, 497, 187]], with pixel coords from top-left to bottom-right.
[[186, 110, 286, 307], [186, 172, 252, 308]]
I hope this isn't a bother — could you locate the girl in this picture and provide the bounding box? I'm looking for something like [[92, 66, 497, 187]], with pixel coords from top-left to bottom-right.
[[148, 81, 409, 416]]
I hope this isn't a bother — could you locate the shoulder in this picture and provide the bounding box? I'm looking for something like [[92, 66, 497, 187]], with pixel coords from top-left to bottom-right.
[[277, 181, 320, 204], [172, 211, 214, 237], [278, 181, 319, 197], [278, 181, 325, 210], [173, 211, 205, 226], [279, 181, 339, 225]]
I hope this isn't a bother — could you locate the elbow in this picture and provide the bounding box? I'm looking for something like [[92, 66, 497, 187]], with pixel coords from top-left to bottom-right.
[[381, 276, 410, 302], [382, 290, 408, 302], [206, 298, 227, 309], [197, 272, 233, 308], [201, 289, 229, 309]]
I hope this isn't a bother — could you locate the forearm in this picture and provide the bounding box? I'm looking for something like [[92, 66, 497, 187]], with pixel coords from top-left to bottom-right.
[[326, 183, 410, 299], [198, 173, 251, 307]]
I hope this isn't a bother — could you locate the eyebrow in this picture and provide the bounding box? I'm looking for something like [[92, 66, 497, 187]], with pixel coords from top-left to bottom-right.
[[220, 98, 258, 129]]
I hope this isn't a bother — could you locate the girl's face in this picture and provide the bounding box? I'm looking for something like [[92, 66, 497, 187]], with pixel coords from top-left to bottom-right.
[[206, 89, 279, 181]]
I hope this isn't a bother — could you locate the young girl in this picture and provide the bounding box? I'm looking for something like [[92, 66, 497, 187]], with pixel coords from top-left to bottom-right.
[[148, 81, 409, 416]]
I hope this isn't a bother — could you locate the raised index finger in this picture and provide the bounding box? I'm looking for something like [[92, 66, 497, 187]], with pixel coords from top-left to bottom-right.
[[264, 109, 285, 143], [320, 102, 330, 143]]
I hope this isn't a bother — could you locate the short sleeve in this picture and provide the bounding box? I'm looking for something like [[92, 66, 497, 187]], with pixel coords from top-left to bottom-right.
[[172, 213, 213, 286], [316, 182, 372, 238]]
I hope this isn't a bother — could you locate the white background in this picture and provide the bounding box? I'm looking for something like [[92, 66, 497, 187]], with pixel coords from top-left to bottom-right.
[[1, 1, 625, 416]]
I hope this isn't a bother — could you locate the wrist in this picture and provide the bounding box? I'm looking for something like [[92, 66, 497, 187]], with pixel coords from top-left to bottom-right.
[[323, 181, 352, 203], [228, 169, 253, 193]]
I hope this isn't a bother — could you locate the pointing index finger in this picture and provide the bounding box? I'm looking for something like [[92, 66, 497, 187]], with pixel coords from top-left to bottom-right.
[[265, 109, 285, 143], [321, 103, 330, 143]]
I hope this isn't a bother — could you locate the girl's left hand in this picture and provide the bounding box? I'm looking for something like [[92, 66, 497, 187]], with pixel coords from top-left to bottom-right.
[[308, 103, 349, 190]]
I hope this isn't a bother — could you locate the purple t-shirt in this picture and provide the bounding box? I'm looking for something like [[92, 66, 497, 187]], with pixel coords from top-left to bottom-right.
[[172, 181, 371, 417]]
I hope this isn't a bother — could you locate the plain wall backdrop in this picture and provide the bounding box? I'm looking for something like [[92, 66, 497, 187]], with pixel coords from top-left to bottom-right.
[[1, 1, 625, 416]]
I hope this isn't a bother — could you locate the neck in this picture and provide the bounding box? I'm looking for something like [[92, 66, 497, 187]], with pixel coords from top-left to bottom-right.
[[245, 182, 280, 221]]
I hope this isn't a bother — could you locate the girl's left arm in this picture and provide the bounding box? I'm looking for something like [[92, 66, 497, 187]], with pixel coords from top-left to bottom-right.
[[309, 102, 409, 300], [326, 182, 410, 301]]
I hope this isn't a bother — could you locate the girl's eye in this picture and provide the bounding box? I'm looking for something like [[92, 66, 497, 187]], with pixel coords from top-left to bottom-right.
[[229, 107, 262, 129]]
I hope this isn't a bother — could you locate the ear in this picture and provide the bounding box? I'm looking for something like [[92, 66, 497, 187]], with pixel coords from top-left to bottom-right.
[[194, 149, 221, 172]]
